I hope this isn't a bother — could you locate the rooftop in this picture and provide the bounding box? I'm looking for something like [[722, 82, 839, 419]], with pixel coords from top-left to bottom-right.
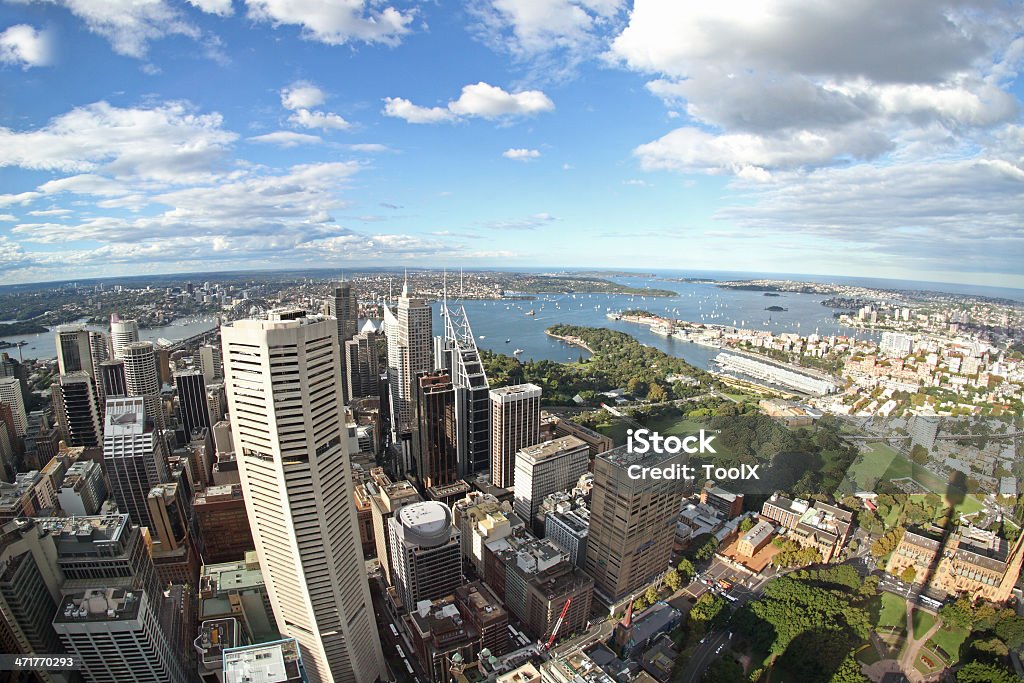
[[54, 587, 142, 624], [516, 436, 588, 464], [223, 639, 305, 683]]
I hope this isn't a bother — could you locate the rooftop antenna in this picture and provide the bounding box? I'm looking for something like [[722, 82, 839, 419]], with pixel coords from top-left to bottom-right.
[[460, 267, 464, 299], [402, 268, 409, 297]]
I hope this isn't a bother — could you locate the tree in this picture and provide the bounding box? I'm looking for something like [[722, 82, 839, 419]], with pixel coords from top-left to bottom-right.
[[677, 558, 696, 582], [829, 654, 869, 683], [695, 537, 719, 561], [633, 596, 648, 611], [955, 661, 1017, 683], [627, 376, 646, 395], [739, 517, 756, 534], [994, 613, 1024, 649], [900, 566, 916, 584], [702, 654, 742, 683], [664, 567, 681, 592], [645, 585, 660, 605], [691, 593, 726, 624], [647, 382, 667, 402]]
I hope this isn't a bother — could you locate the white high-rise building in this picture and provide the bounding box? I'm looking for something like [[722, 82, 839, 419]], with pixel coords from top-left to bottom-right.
[[55, 325, 96, 376], [384, 279, 433, 476], [221, 311, 386, 683], [0, 376, 27, 436], [513, 436, 590, 527], [122, 341, 164, 430], [111, 318, 140, 359]]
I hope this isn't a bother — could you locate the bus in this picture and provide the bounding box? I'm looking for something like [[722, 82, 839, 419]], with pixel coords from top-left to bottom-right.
[[389, 623, 399, 637]]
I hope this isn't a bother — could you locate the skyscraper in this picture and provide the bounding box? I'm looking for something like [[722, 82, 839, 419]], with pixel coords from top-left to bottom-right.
[[489, 384, 542, 488], [344, 332, 380, 401], [585, 446, 687, 606], [0, 376, 27, 436], [332, 282, 359, 403], [103, 396, 169, 532], [55, 325, 95, 376], [513, 436, 590, 529], [51, 372, 103, 447], [385, 280, 433, 477], [412, 370, 458, 490], [222, 311, 386, 683], [110, 317, 140, 359], [99, 359, 128, 397], [438, 303, 491, 478], [122, 341, 164, 430], [388, 500, 463, 610], [197, 343, 223, 384], [175, 370, 212, 441]]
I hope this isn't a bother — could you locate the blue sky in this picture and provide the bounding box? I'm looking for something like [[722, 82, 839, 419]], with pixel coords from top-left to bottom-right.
[[0, 0, 1022, 287]]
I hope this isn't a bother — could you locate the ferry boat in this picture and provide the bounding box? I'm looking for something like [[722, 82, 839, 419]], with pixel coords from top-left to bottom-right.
[[513, 348, 524, 355], [525, 310, 536, 316]]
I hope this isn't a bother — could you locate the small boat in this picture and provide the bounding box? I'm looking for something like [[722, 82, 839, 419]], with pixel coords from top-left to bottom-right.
[[525, 310, 536, 316], [505, 339, 511, 343], [479, 335, 486, 339], [513, 348, 524, 355]]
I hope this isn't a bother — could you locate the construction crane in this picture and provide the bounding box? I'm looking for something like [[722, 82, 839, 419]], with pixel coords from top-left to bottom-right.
[[544, 597, 573, 651]]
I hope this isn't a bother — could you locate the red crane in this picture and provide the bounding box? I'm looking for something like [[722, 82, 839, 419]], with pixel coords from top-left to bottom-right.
[[545, 597, 573, 651]]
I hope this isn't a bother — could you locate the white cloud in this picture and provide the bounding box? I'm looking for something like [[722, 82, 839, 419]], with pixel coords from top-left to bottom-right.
[[469, 0, 626, 80], [382, 98, 455, 124], [289, 108, 351, 131], [280, 82, 325, 110], [245, 0, 414, 46], [0, 24, 53, 68], [27, 208, 71, 216], [0, 101, 237, 183], [186, 0, 234, 16], [0, 214, 16, 221], [16, 0, 200, 58], [347, 143, 393, 153], [612, 0, 1024, 178], [484, 212, 558, 230], [384, 82, 554, 123], [247, 131, 323, 147], [503, 148, 541, 160]]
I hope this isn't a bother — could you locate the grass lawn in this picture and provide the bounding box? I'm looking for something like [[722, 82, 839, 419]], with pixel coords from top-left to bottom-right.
[[595, 419, 631, 446], [855, 645, 882, 666], [877, 593, 908, 631], [643, 414, 703, 436], [848, 442, 902, 489], [912, 610, 936, 640], [928, 625, 969, 663]]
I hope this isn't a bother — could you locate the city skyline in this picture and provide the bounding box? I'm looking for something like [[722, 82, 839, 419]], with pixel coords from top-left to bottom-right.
[[0, 2, 1022, 287]]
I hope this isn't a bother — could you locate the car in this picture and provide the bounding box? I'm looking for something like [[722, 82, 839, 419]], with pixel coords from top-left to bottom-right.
[[699, 637, 706, 644], [715, 645, 723, 654]]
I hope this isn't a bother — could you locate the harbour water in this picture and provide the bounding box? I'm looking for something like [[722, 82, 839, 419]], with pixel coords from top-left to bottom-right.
[[3, 276, 881, 372]]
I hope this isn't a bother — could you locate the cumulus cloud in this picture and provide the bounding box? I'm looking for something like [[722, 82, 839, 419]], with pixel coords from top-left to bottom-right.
[[613, 0, 1024, 176], [186, 0, 234, 16], [384, 82, 554, 123], [15, 0, 201, 59], [0, 101, 237, 183], [245, 0, 414, 46], [247, 131, 323, 147], [289, 108, 350, 130], [502, 148, 540, 160], [469, 0, 626, 81], [280, 82, 325, 110], [0, 24, 54, 68]]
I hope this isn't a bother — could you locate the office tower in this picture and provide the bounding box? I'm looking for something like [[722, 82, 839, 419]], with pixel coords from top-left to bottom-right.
[[545, 502, 589, 569], [513, 436, 589, 529], [0, 377, 27, 437], [344, 333, 380, 400], [147, 482, 200, 585], [88, 330, 109, 370], [332, 283, 359, 403], [51, 372, 103, 447], [384, 279, 433, 442], [221, 311, 386, 683], [412, 370, 458, 489], [100, 359, 128, 397], [55, 325, 96, 376], [489, 384, 542, 489], [122, 341, 164, 430], [57, 460, 107, 515], [111, 317, 140, 359], [175, 370, 212, 440], [155, 345, 172, 386], [332, 282, 359, 344], [584, 446, 687, 606], [103, 396, 169, 531], [388, 500, 462, 609], [198, 344, 223, 384], [366, 469, 422, 585], [206, 381, 226, 423], [193, 483, 255, 563], [438, 303, 491, 478], [54, 586, 189, 683]]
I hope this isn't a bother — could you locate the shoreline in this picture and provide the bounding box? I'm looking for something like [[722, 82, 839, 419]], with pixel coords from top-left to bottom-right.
[[544, 330, 595, 355]]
